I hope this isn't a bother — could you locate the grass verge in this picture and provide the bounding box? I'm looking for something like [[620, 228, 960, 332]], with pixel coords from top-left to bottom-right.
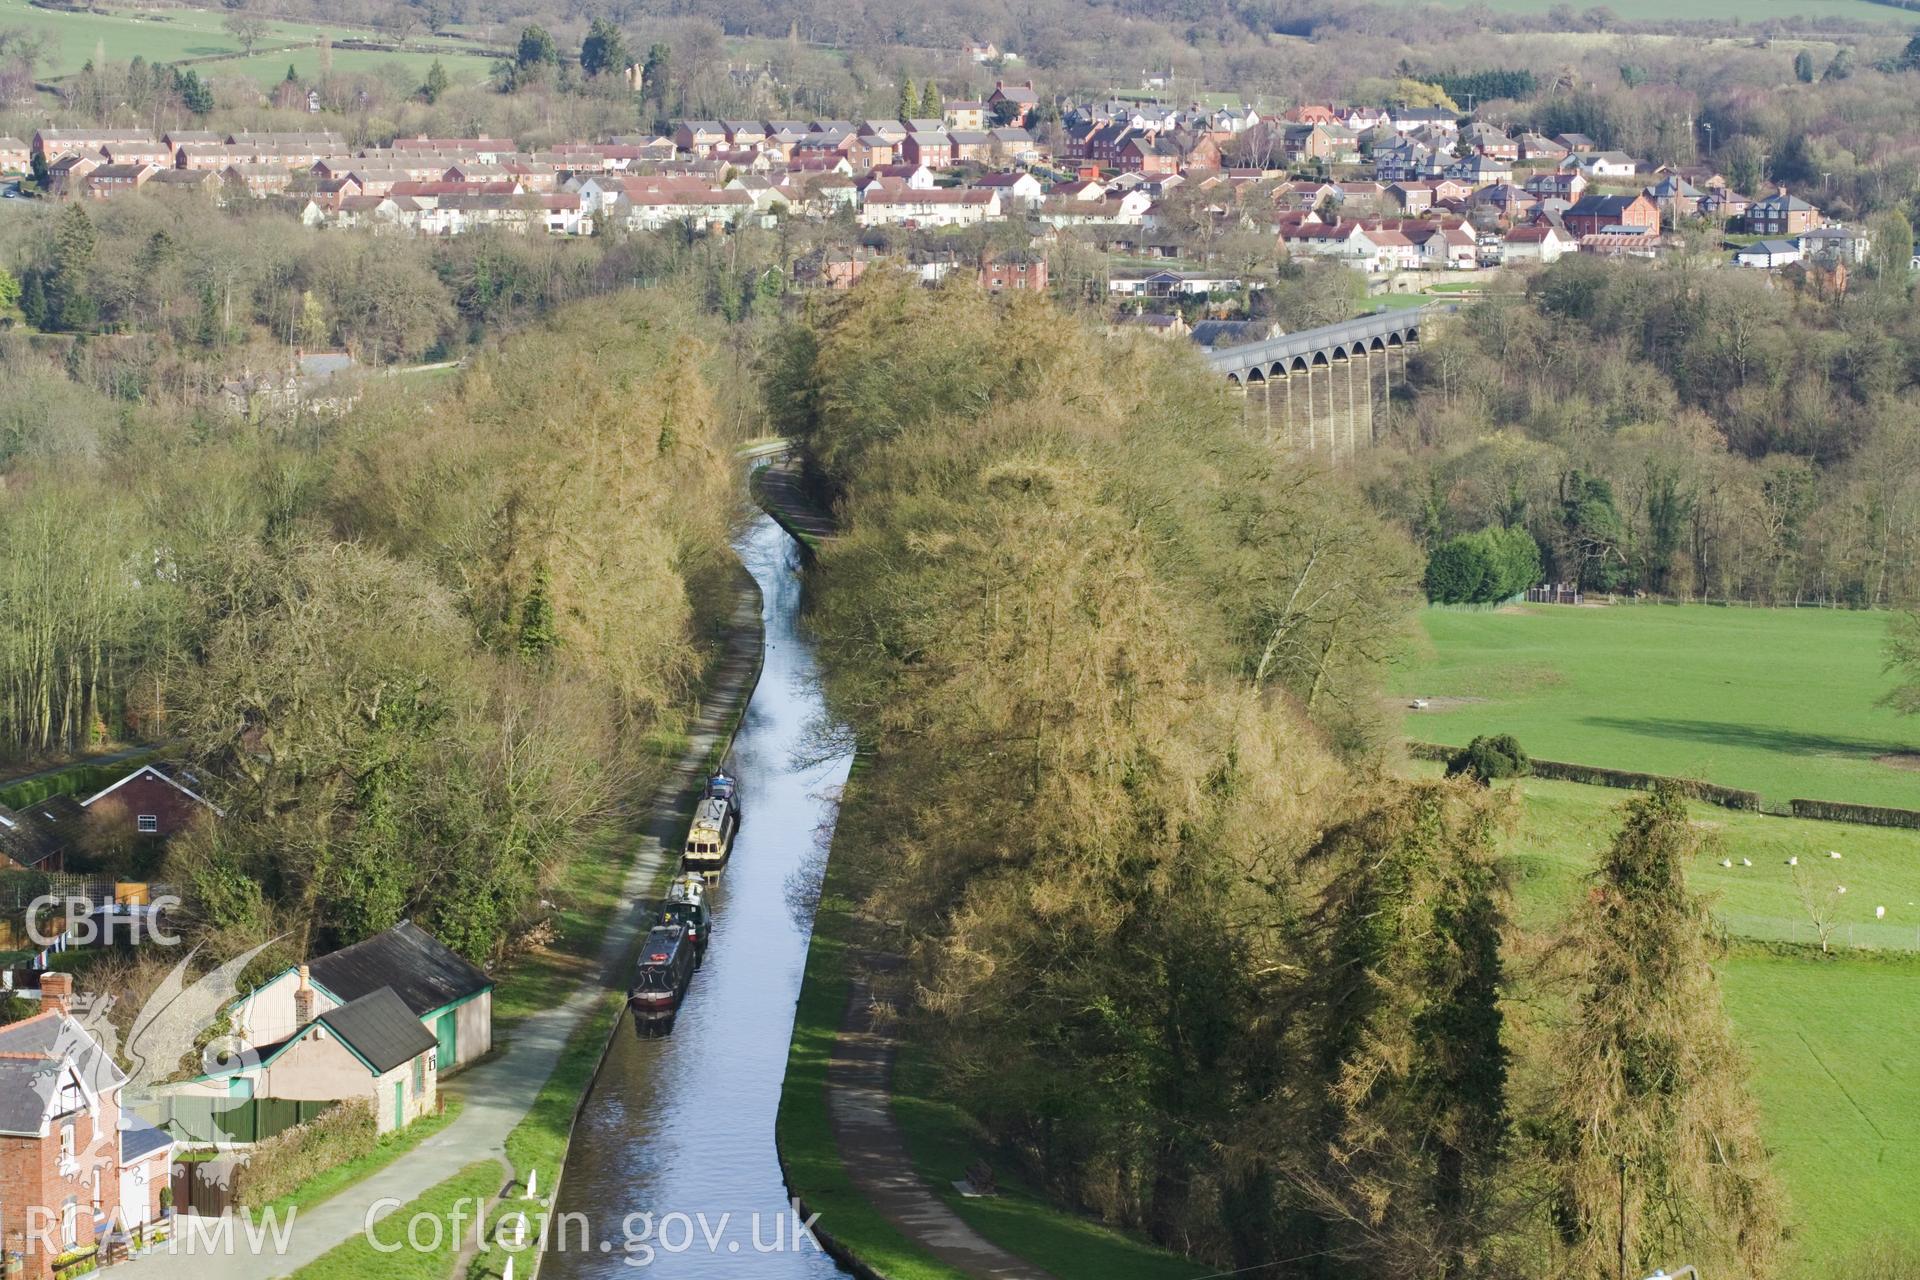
[[890, 1043, 1209, 1280], [466, 989, 629, 1280], [256, 1096, 466, 1221], [286, 1160, 504, 1280], [777, 875, 971, 1280]]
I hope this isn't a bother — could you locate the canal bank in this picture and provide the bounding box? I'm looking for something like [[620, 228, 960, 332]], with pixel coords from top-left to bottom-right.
[[761, 462, 1207, 1280], [468, 546, 770, 1280], [536, 508, 853, 1280]]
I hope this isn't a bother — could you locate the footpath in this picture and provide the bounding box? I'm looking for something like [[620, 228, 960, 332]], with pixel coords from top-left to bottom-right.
[[116, 514, 768, 1280], [758, 453, 1054, 1280]]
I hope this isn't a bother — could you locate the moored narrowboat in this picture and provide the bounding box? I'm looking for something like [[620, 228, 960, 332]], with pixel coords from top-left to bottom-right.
[[683, 773, 740, 874], [629, 923, 696, 1028]]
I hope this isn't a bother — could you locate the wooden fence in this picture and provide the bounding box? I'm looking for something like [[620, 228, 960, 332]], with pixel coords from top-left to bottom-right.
[[137, 1096, 337, 1146], [171, 1160, 243, 1218]]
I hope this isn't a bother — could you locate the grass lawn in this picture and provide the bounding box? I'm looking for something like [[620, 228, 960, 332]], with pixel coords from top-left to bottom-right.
[[0, 0, 499, 81], [213, 45, 498, 90], [1368, 291, 1434, 310], [1394, 602, 1920, 808], [1492, 775, 1920, 949], [1471, 770, 1920, 1272], [287, 1159, 503, 1280], [254, 1096, 465, 1220], [1405, 0, 1908, 23], [1721, 950, 1920, 1269]]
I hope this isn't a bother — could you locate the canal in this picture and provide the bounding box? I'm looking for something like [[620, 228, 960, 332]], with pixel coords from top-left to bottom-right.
[[543, 508, 854, 1278]]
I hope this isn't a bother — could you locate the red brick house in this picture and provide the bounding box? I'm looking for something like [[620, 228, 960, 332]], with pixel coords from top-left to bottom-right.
[[0, 975, 174, 1280], [979, 253, 1048, 291], [902, 131, 955, 169], [986, 81, 1038, 126], [1561, 192, 1659, 238], [80, 762, 221, 840], [1117, 134, 1181, 176]]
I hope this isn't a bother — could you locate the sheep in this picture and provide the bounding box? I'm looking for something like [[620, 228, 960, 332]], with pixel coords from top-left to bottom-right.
[[1741, 857, 1752, 867], [1877, 906, 1888, 920], [1787, 856, 1798, 866], [1720, 858, 1733, 868], [1829, 850, 1843, 860]]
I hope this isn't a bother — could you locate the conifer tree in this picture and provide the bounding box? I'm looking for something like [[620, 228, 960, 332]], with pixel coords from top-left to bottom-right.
[[1541, 784, 1783, 1278]]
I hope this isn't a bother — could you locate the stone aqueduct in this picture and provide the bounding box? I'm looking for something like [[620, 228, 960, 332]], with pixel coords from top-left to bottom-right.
[[1207, 305, 1445, 461]]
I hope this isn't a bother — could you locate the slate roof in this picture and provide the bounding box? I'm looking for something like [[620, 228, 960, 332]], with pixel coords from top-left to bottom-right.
[[315, 987, 437, 1073], [0, 803, 67, 869], [119, 1114, 173, 1162], [309, 920, 492, 1018], [0, 1013, 127, 1136]]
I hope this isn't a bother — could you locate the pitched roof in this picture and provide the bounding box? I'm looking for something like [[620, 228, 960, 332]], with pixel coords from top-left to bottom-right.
[[0, 1013, 127, 1136], [83, 762, 222, 816], [309, 920, 492, 1017], [315, 987, 437, 1073], [120, 1114, 173, 1163]]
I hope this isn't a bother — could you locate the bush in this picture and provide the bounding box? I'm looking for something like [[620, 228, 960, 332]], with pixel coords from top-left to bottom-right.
[[1424, 526, 1542, 604], [235, 1100, 375, 1209], [1446, 734, 1532, 783]]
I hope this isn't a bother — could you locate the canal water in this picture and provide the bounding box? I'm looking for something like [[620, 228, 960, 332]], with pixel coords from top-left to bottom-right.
[[543, 510, 854, 1279]]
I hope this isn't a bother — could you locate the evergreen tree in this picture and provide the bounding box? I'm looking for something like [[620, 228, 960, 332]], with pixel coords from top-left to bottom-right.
[[1296, 783, 1511, 1277], [897, 75, 916, 119], [920, 78, 941, 117], [49, 204, 96, 332], [517, 568, 559, 661], [1793, 49, 1815, 82], [1541, 784, 1784, 1278], [19, 272, 46, 329], [640, 41, 671, 113], [1824, 46, 1855, 81], [580, 17, 627, 78], [422, 58, 449, 103], [173, 67, 214, 114], [515, 24, 558, 76]]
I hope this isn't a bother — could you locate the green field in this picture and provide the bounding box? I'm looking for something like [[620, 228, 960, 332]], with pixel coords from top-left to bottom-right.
[[1395, 602, 1920, 809], [215, 45, 497, 89], [1413, 0, 1911, 25], [0, 0, 497, 83], [1474, 772, 1920, 1269]]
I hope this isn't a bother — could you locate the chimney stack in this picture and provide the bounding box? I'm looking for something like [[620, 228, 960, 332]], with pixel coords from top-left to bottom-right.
[[39, 971, 72, 1019], [294, 964, 314, 1027]]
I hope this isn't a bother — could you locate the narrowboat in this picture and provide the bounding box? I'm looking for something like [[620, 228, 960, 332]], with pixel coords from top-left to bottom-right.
[[658, 879, 711, 961], [683, 772, 740, 874], [628, 923, 696, 1027]]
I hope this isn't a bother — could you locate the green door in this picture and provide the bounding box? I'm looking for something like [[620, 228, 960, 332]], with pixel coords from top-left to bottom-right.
[[435, 1010, 457, 1067], [393, 1079, 405, 1129]]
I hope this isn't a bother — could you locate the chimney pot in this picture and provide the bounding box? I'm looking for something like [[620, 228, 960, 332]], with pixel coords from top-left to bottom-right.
[[39, 971, 72, 1018]]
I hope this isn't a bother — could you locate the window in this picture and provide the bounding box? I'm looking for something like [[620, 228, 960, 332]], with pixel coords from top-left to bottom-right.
[[60, 1124, 74, 1155], [61, 1199, 78, 1248], [136, 815, 158, 834]]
